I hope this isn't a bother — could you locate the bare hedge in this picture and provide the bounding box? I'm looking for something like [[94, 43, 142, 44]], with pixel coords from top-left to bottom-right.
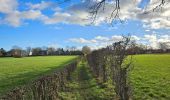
[[1, 61, 77, 100], [87, 37, 132, 100]]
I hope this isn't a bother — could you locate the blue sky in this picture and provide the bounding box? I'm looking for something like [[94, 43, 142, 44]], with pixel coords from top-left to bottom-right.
[[0, 0, 170, 50]]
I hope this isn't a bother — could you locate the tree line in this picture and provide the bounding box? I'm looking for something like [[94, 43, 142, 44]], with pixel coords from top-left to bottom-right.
[[127, 42, 170, 55], [0, 41, 170, 58], [0, 46, 83, 58]]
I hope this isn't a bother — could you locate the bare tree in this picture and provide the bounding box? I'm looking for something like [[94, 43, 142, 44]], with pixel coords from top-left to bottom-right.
[[32, 47, 42, 56], [152, 0, 167, 12], [87, 36, 133, 100], [90, 0, 168, 22], [90, 0, 120, 23], [56, 0, 168, 24], [82, 46, 91, 56], [70, 46, 76, 51], [12, 46, 22, 58], [0, 48, 6, 57], [109, 37, 133, 100], [47, 47, 56, 55], [159, 42, 170, 51]]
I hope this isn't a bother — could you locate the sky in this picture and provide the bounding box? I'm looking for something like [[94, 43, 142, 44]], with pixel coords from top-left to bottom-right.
[[0, 0, 170, 50]]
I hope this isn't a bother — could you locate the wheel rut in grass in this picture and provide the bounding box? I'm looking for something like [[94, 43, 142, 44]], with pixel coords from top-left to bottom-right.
[[59, 61, 115, 100]]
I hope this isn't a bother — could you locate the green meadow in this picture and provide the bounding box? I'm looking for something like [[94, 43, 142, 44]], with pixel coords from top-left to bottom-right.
[[61, 54, 170, 99], [130, 54, 170, 99], [0, 56, 77, 95], [0, 54, 170, 99]]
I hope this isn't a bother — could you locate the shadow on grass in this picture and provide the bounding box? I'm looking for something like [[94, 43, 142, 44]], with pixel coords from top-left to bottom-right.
[[0, 59, 76, 96], [78, 64, 91, 81], [64, 62, 114, 100]]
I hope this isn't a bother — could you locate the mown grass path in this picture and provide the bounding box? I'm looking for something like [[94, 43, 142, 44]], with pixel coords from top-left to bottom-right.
[[59, 61, 115, 100]]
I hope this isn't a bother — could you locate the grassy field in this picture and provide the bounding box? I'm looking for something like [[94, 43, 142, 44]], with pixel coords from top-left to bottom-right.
[[130, 54, 170, 99], [0, 54, 170, 99], [0, 56, 77, 95]]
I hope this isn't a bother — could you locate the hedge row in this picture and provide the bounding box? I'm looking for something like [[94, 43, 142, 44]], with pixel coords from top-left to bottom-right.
[[1, 61, 77, 100], [87, 37, 132, 100]]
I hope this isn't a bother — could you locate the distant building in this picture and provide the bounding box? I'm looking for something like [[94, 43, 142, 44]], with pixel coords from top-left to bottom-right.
[[29, 51, 32, 56]]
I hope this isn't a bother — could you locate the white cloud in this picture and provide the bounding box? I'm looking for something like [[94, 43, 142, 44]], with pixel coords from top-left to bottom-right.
[[111, 35, 123, 42], [144, 34, 158, 48], [26, 1, 53, 10], [0, 0, 47, 26], [137, 0, 170, 29], [4, 11, 21, 26], [145, 29, 150, 32], [143, 34, 170, 49], [54, 26, 62, 30], [158, 35, 170, 43], [43, 4, 91, 26], [65, 0, 170, 29], [3, 10, 45, 27], [21, 10, 43, 20], [48, 44, 59, 49], [131, 35, 141, 41], [43, 12, 70, 24], [37, 0, 140, 26], [51, 0, 169, 29], [69, 35, 141, 49], [0, 0, 18, 14], [0, 0, 169, 29], [0, 0, 20, 26], [94, 36, 109, 41], [69, 38, 97, 44], [69, 34, 170, 49]]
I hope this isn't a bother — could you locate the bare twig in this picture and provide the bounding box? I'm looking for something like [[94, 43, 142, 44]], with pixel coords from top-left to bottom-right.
[[89, 0, 121, 24]]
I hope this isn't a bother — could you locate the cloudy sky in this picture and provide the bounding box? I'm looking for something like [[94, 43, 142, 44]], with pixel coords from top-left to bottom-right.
[[0, 0, 170, 50]]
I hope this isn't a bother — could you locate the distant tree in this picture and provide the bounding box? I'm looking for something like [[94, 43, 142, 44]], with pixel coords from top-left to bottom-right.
[[159, 42, 170, 52], [47, 47, 56, 55], [66, 46, 70, 50], [6, 50, 12, 57], [82, 46, 91, 56], [66, 46, 73, 55], [12, 46, 22, 58], [60, 48, 65, 55], [41, 46, 47, 50], [0, 51, 2, 57], [69, 46, 77, 55], [75, 50, 83, 55], [21, 50, 28, 57], [56, 48, 64, 55], [32, 47, 42, 56], [0, 48, 6, 57], [127, 42, 148, 54], [65, 50, 70, 55], [71, 46, 76, 51]]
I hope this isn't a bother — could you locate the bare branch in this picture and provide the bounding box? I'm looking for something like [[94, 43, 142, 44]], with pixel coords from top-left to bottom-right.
[[89, 0, 120, 24]]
